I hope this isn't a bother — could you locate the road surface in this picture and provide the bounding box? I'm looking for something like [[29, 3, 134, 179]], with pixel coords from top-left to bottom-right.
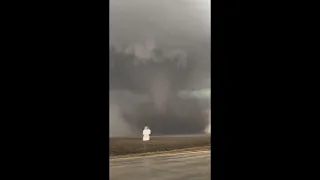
[[110, 150, 210, 180]]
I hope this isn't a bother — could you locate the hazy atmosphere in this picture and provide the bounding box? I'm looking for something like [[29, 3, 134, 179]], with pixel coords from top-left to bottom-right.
[[110, 0, 211, 136]]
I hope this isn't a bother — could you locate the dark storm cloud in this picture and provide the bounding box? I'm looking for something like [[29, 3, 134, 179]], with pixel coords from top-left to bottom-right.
[[110, 0, 211, 136]]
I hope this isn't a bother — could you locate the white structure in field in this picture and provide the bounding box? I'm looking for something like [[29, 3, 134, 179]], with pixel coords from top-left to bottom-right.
[[142, 126, 151, 141]]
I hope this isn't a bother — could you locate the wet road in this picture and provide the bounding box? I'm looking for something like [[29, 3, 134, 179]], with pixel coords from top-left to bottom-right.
[[110, 150, 210, 180]]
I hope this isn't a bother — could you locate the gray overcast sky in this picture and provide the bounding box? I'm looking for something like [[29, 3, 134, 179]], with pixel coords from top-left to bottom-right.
[[110, 0, 210, 46], [110, 0, 211, 90], [109, 0, 211, 136]]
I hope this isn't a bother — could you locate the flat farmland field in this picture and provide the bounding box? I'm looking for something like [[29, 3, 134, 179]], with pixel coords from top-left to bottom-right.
[[110, 135, 211, 156]]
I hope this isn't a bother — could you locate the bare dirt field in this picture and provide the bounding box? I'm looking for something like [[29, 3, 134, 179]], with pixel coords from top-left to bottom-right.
[[110, 135, 211, 156]]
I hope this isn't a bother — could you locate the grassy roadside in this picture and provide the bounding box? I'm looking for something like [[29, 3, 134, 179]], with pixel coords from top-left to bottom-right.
[[110, 146, 210, 159], [110, 136, 210, 157]]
